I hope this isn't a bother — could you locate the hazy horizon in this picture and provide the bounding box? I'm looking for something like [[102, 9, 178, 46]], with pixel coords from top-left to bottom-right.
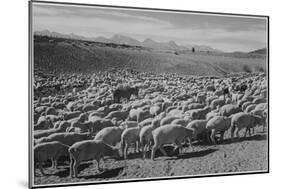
[[33, 2, 268, 52]]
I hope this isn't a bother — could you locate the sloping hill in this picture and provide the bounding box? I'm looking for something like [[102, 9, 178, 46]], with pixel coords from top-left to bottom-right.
[[34, 36, 267, 76], [249, 48, 267, 55]]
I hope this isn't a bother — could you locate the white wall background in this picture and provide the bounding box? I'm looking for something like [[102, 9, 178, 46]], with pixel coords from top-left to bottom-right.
[[0, 0, 278, 188]]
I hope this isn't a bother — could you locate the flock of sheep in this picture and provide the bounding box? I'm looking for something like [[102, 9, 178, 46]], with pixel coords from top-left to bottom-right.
[[33, 69, 268, 179]]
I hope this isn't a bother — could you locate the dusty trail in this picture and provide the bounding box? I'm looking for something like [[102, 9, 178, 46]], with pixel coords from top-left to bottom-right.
[[34, 126, 268, 185]]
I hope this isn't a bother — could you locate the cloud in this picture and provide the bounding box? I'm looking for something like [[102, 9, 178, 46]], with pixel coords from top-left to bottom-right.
[[32, 3, 268, 52]]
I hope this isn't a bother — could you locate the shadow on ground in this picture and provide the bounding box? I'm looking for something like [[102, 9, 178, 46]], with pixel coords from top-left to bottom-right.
[[82, 167, 124, 180], [175, 148, 218, 159], [52, 163, 92, 178], [222, 134, 267, 145]]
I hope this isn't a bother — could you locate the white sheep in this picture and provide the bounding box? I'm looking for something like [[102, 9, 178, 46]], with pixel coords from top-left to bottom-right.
[[139, 119, 160, 159], [34, 141, 69, 176], [94, 126, 123, 146], [206, 116, 231, 144], [69, 140, 119, 178], [120, 126, 141, 159], [151, 124, 195, 160], [160, 116, 181, 126], [219, 104, 241, 117], [35, 132, 92, 146], [210, 99, 225, 110], [230, 112, 263, 140], [186, 120, 208, 141]]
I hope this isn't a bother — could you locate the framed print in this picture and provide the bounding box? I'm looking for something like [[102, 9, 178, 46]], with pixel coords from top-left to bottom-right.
[[29, 0, 269, 188]]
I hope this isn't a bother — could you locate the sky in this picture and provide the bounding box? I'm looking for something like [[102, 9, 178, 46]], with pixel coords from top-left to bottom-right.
[[32, 2, 268, 52]]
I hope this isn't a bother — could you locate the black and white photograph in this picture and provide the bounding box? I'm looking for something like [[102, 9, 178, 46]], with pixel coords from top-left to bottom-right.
[[29, 1, 269, 188]]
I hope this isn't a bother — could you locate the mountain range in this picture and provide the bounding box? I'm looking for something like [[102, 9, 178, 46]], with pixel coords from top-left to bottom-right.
[[34, 30, 222, 52]]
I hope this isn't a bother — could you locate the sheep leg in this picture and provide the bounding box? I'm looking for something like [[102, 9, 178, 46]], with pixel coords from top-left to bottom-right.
[[142, 143, 147, 159], [244, 128, 249, 138], [132, 142, 137, 154], [69, 155, 74, 177], [96, 158, 104, 172], [54, 159, 58, 169], [206, 131, 212, 144], [231, 125, 236, 141], [38, 162, 45, 176], [187, 137, 193, 151], [136, 140, 140, 153], [151, 145, 158, 160], [124, 143, 129, 159], [248, 127, 252, 136], [252, 127, 255, 135], [210, 129, 216, 145], [73, 160, 79, 178], [175, 140, 183, 154], [159, 145, 168, 157], [220, 131, 225, 143], [235, 128, 241, 140], [51, 157, 55, 168]]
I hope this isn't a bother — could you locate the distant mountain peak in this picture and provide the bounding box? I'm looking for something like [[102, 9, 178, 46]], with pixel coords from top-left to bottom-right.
[[248, 48, 267, 55], [34, 30, 222, 52]]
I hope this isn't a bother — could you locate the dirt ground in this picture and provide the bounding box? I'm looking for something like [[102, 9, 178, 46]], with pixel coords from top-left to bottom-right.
[[34, 126, 268, 186]]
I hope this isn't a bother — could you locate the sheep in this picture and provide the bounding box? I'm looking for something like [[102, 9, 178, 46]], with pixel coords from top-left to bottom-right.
[[34, 121, 70, 139], [210, 99, 225, 110], [119, 121, 138, 129], [35, 132, 92, 146], [150, 105, 162, 116], [160, 116, 181, 126], [196, 93, 206, 104], [63, 111, 82, 121], [162, 101, 172, 111], [206, 96, 217, 106], [82, 104, 98, 112], [34, 141, 69, 176], [230, 112, 263, 140], [37, 115, 61, 124], [85, 118, 115, 133], [94, 126, 123, 146], [168, 108, 184, 117], [252, 97, 266, 104], [206, 110, 219, 121], [128, 109, 139, 121], [206, 116, 231, 144], [219, 104, 241, 117], [186, 120, 208, 141], [237, 99, 248, 108], [45, 107, 58, 116], [245, 104, 256, 113], [139, 118, 154, 127], [171, 117, 191, 127], [166, 105, 178, 113], [69, 140, 120, 178], [120, 126, 141, 159], [188, 103, 205, 110], [67, 121, 96, 133], [139, 119, 160, 159], [34, 118, 53, 131], [51, 102, 66, 110], [151, 124, 195, 160], [254, 103, 267, 111], [137, 109, 153, 123], [190, 106, 211, 120], [241, 102, 253, 111], [104, 109, 130, 121], [89, 111, 104, 118], [35, 106, 48, 114]]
